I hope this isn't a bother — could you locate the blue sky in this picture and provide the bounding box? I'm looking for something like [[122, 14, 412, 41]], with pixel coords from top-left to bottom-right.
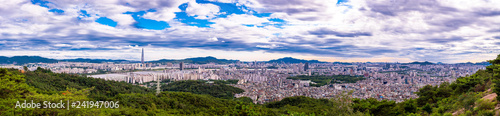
[[1, 0, 500, 63]]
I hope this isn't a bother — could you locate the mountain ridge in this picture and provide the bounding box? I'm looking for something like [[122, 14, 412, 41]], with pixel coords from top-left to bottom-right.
[[266, 57, 327, 63], [0, 56, 491, 65]]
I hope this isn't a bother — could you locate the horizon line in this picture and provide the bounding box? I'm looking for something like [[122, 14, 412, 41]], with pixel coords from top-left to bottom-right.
[[0, 55, 490, 64]]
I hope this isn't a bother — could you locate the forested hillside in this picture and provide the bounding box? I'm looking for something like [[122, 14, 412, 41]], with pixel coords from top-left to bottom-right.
[[0, 67, 361, 115], [158, 80, 244, 99], [1, 54, 500, 115], [24, 67, 151, 100]]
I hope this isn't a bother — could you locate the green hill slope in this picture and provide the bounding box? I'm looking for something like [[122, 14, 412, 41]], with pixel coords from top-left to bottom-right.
[[350, 55, 500, 116], [0, 68, 362, 115], [24, 67, 152, 100], [158, 80, 244, 99]]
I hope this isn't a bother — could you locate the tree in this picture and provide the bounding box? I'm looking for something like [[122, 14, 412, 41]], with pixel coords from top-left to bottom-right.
[[486, 54, 500, 100], [160, 80, 244, 99], [0, 68, 35, 99]]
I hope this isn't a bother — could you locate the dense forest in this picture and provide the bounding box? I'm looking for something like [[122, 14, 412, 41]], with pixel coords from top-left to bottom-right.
[[0, 67, 361, 115], [158, 80, 244, 99], [2, 54, 500, 115], [23, 67, 151, 101]]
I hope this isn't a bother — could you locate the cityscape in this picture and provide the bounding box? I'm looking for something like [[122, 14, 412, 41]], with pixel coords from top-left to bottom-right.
[[2, 0, 500, 115], [1, 49, 488, 104]]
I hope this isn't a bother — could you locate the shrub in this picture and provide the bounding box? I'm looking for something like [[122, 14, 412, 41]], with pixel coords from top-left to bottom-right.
[[475, 99, 496, 111]]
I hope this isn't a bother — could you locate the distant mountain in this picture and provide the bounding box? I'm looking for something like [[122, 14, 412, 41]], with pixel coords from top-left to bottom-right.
[[0, 56, 58, 65], [332, 62, 352, 65], [455, 61, 491, 66], [474, 61, 491, 65], [0, 56, 239, 65], [150, 56, 239, 64], [267, 57, 326, 63], [405, 61, 435, 65], [2, 56, 491, 66], [0, 56, 131, 65]]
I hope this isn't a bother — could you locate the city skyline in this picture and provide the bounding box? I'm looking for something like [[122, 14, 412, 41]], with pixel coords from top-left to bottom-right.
[[5, 55, 485, 103], [1, 0, 500, 63], [0, 55, 492, 64]]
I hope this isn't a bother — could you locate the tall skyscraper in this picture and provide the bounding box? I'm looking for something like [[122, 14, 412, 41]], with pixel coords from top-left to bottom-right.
[[304, 62, 309, 71], [141, 48, 144, 67], [180, 62, 184, 70]]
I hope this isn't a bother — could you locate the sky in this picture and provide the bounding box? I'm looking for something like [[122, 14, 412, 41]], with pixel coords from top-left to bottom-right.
[[0, 0, 500, 63]]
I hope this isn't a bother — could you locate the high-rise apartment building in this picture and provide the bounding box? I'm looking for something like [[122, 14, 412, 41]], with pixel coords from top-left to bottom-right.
[[180, 62, 184, 70], [304, 62, 309, 71]]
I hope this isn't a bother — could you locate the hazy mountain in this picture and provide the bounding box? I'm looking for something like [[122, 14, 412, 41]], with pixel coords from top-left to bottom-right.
[[267, 57, 326, 63], [0, 56, 240, 65], [405, 61, 435, 65], [0, 56, 130, 65], [455, 61, 491, 66], [0, 56, 58, 65], [0, 56, 493, 66], [332, 62, 353, 65]]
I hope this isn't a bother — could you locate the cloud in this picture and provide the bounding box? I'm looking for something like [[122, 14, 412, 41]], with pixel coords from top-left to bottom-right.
[[214, 14, 269, 25], [185, 1, 221, 19], [426, 37, 467, 44], [256, 44, 280, 49], [474, 9, 500, 17], [107, 14, 135, 26], [142, 7, 180, 22], [308, 28, 372, 38], [1, 0, 500, 63], [209, 37, 218, 41], [365, 0, 457, 16]]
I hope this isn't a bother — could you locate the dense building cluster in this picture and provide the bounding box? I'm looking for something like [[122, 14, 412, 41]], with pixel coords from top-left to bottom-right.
[[1, 61, 486, 103]]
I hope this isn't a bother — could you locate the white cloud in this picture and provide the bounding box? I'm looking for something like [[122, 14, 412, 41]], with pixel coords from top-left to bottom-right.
[[256, 44, 280, 49], [186, 1, 220, 19], [213, 14, 269, 25], [143, 7, 180, 21], [207, 0, 236, 3], [107, 14, 135, 27], [53, 44, 72, 47], [209, 37, 218, 41], [1, 0, 500, 63]]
